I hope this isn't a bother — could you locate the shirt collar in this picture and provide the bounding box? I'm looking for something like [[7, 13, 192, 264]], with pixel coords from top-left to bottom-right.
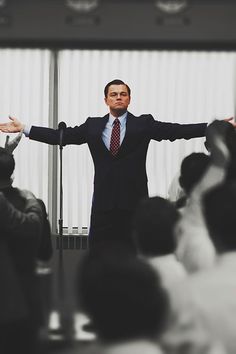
[[108, 111, 128, 127]]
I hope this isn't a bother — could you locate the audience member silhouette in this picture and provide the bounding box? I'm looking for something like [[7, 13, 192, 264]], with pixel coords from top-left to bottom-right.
[[176, 152, 210, 209], [205, 118, 236, 182], [175, 151, 217, 273], [0, 147, 43, 354], [133, 196, 186, 289], [175, 120, 236, 273], [164, 120, 236, 354], [78, 251, 169, 353]]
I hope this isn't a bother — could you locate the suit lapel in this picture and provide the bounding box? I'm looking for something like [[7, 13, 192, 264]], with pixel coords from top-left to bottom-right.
[[98, 113, 109, 133], [95, 114, 111, 154], [117, 112, 136, 157], [94, 113, 109, 143]]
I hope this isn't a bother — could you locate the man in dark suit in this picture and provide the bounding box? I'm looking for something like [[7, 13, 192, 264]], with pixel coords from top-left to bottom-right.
[[0, 79, 225, 252]]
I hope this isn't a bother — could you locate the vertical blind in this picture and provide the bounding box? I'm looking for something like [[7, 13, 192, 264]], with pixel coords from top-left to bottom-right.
[[0, 49, 51, 204], [58, 50, 235, 232], [0, 49, 235, 232]]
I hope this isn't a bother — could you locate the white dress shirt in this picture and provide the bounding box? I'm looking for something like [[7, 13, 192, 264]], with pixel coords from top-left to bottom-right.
[[102, 112, 127, 150]]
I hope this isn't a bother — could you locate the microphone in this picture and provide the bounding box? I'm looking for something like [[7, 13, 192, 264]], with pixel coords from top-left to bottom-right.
[[58, 122, 67, 147], [58, 121, 67, 130]]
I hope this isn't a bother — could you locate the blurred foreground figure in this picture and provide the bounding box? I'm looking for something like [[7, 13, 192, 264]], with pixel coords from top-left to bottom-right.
[[4, 132, 22, 153], [0, 147, 43, 354], [176, 152, 210, 209], [163, 121, 236, 354], [175, 120, 236, 273], [174, 151, 215, 273], [133, 196, 186, 290], [78, 250, 169, 354]]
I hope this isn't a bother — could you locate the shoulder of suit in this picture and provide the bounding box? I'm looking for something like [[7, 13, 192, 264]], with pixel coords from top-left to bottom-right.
[[86, 113, 155, 122], [127, 112, 153, 119], [87, 114, 109, 120]]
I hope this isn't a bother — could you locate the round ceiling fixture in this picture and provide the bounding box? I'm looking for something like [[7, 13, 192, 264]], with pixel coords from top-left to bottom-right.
[[66, 0, 100, 13], [155, 0, 188, 14]]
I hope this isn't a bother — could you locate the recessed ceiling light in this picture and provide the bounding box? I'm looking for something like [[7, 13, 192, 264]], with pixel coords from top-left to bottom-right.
[[66, 0, 100, 13], [155, 0, 188, 14]]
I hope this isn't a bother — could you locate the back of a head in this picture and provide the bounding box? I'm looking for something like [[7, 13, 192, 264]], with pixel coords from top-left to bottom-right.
[[179, 152, 210, 195], [203, 181, 236, 253], [133, 197, 179, 257], [78, 253, 169, 342], [0, 147, 15, 182]]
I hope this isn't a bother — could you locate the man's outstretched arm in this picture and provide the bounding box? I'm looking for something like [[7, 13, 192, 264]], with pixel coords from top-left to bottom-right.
[[0, 115, 89, 146], [0, 116, 60, 144]]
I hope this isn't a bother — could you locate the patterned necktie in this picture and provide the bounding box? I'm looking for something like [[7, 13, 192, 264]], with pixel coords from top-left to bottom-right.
[[110, 118, 120, 156]]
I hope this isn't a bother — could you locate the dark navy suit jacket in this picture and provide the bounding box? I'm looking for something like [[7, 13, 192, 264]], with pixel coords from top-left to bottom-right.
[[29, 112, 207, 212]]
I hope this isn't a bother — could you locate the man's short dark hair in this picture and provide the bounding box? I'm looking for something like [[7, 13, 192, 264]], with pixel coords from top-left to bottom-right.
[[0, 147, 15, 181], [104, 79, 131, 98], [179, 152, 210, 195], [133, 196, 179, 257]]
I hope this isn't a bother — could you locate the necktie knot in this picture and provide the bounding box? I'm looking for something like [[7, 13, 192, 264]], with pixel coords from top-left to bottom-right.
[[113, 118, 120, 126]]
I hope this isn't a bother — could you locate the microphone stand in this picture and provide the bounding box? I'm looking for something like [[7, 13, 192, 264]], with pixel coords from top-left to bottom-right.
[[56, 123, 74, 342], [58, 125, 64, 239]]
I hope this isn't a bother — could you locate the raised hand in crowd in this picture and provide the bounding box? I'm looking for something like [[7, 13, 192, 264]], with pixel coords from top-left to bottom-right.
[[4, 131, 23, 153], [205, 119, 232, 167]]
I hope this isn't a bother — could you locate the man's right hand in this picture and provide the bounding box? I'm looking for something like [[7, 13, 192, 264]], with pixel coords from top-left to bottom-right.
[[0, 116, 24, 133]]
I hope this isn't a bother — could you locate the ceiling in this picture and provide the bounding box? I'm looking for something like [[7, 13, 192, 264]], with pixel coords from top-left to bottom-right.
[[0, 0, 236, 50]]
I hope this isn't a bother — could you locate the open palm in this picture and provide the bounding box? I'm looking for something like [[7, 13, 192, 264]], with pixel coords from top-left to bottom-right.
[[0, 116, 23, 133]]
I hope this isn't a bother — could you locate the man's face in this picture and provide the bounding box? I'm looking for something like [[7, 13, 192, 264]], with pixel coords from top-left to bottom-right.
[[104, 84, 131, 116]]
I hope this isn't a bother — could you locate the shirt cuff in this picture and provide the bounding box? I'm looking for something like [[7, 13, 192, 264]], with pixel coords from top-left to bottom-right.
[[23, 125, 31, 137]]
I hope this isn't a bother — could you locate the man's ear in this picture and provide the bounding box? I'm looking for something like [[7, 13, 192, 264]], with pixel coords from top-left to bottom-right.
[[104, 97, 108, 106], [179, 176, 183, 189]]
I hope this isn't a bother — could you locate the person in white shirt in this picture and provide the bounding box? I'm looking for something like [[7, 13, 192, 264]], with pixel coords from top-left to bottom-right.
[[163, 120, 236, 354], [133, 196, 186, 290]]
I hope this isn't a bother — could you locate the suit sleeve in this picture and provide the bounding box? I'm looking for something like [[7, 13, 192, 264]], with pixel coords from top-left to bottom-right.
[[29, 119, 89, 146], [147, 115, 207, 141]]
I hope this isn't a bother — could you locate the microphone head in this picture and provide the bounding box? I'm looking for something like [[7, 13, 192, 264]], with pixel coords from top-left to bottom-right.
[[58, 121, 67, 130]]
